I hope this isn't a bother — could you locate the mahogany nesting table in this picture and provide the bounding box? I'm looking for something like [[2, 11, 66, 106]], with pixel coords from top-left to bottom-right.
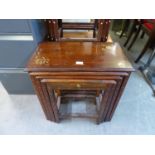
[[26, 42, 134, 124]]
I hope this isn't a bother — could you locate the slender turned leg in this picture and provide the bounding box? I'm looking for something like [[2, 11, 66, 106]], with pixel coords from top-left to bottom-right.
[[124, 20, 137, 47], [120, 19, 129, 38], [128, 25, 141, 50], [140, 31, 145, 39], [135, 37, 152, 63]]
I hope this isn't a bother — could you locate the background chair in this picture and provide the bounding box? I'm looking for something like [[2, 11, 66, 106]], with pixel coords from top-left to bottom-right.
[[119, 19, 130, 38], [123, 19, 143, 48], [134, 20, 155, 63], [121, 19, 155, 63]]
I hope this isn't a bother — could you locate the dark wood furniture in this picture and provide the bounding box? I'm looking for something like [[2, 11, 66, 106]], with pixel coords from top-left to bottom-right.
[[119, 19, 130, 38], [122, 19, 142, 48], [121, 19, 155, 63], [58, 19, 98, 38], [44, 19, 111, 42], [134, 20, 155, 63], [26, 42, 134, 124]]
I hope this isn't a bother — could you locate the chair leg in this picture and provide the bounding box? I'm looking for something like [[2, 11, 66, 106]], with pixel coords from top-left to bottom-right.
[[124, 20, 137, 47], [94, 19, 98, 38], [140, 31, 145, 39], [127, 25, 141, 50], [93, 29, 96, 38], [135, 38, 152, 63], [120, 20, 129, 38], [60, 28, 63, 37]]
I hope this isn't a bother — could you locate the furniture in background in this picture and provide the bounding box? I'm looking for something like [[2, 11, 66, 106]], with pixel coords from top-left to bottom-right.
[[26, 42, 134, 124], [120, 19, 155, 96], [134, 20, 155, 63], [139, 48, 155, 96], [119, 19, 130, 38], [111, 20, 124, 32], [122, 20, 142, 48], [120, 19, 155, 63], [58, 19, 98, 38], [44, 19, 111, 42]]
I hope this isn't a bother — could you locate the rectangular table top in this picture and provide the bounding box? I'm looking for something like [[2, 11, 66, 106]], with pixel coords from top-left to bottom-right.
[[26, 42, 134, 72]]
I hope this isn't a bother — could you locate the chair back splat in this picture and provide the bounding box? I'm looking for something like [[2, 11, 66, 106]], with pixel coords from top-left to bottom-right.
[[44, 19, 111, 42]]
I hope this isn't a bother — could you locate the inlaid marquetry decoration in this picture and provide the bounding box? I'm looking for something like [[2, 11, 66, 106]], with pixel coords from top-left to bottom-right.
[[34, 51, 49, 65], [76, 83, 81, 88]]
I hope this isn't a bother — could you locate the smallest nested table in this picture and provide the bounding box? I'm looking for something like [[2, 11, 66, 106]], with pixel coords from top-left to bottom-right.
[[26, 42, 134, 124]]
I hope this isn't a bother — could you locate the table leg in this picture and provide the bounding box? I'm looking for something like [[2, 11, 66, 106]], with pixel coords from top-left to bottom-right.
[[104, 78, 123, 122], [97, 83, 115, 124], [107, 74, 130, 121], [46, 85, 60, 123], [30, 75, 55, 121]]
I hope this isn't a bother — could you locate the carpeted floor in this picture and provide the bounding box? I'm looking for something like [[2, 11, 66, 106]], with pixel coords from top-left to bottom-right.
[[0, 30, 155, 135]]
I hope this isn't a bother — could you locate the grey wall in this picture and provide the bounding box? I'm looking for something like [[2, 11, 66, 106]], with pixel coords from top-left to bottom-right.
[[0, 19, 46, 94]]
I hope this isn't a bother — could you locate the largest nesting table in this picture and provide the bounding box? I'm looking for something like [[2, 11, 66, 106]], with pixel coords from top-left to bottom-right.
[[26, 42, 134, 124]]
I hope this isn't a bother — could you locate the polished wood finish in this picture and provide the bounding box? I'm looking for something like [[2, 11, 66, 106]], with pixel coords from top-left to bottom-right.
[[27, 42, 134, 124], [97, 19, 111, 42], [63, 31, 113, 42], [27, 42, 133, 72]]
